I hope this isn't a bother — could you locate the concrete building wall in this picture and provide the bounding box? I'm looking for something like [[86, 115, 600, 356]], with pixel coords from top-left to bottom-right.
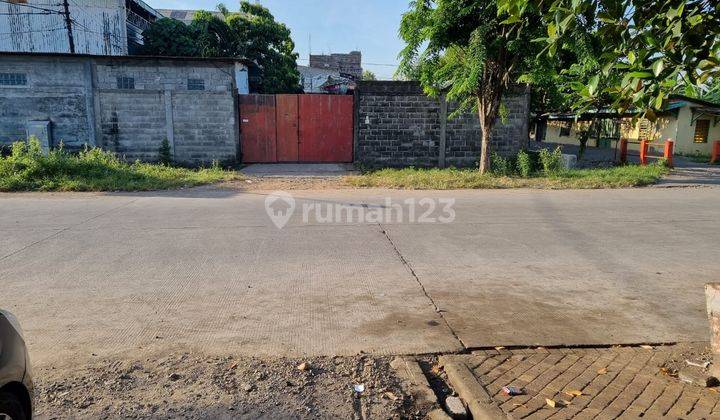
[[98, 91, 166, 160], [0, 54, 239, 165], [0, 56, 93, 148], [355, 81, 530, 168], [309, 52, 362, 80], [0, 0, 128, 56], [171, 91, 237, 163]]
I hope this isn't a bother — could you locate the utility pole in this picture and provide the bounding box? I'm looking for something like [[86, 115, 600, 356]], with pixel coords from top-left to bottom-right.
[[62, 0, 75, 53]]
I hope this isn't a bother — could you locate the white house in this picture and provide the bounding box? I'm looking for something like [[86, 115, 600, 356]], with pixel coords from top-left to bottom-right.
[[536, 96, 720, 156]]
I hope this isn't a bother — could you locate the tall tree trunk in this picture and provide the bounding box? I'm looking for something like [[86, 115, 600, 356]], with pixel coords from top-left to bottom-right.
[[478, 98, 492, 173], [477, 95, 499, 174]]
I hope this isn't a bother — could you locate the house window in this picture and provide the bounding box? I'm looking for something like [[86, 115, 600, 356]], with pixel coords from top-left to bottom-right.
[[0, 73, 27, 86], [694, 119, 710, 143], [559, 121, 572, 137], [116, 76, 135, 90], [187, 78, 205, 91]]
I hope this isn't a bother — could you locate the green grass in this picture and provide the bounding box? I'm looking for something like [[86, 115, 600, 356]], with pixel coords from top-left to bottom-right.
[[0, 140, 238, 192], [346, 164, 669, 190]]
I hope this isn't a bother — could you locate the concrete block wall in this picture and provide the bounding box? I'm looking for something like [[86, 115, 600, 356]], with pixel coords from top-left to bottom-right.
[[355, 81, 530, 168], [98, 91, 166, 161], [0, 54, 239, 165], [95, 61, 233, 92], [0, 57, 93, 149], [355, 82, 441, 167], [310, 51, 362, 80], [94, 60, 238, 165], [171, 92, 237, 163]]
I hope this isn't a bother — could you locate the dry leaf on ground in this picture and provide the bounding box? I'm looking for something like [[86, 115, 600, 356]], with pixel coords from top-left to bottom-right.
[[564, 390, 583, 397]]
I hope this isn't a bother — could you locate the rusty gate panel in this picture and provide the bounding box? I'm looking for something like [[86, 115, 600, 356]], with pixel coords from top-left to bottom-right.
[[239, 94, 276, 163], [275, 95, 299, 162], [298, 95, 354, 163], [240, 94, 353, 163]]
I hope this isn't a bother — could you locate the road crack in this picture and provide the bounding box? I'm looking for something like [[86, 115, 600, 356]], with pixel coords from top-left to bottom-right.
[[374, 219, 467, 350]]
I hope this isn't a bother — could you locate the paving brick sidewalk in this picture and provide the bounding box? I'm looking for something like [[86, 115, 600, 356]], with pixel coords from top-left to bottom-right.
[[440, 343, 720, 419]]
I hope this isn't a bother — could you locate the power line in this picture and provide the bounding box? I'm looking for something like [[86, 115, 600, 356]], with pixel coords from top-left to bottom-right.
[[0, 27, 66, 36], [0, 11, 55, 16], [0, 0, 63, 14]]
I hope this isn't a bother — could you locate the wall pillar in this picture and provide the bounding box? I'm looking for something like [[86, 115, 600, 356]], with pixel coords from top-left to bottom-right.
[[163, 89, 175, 158], [439, 93, 447, 168]]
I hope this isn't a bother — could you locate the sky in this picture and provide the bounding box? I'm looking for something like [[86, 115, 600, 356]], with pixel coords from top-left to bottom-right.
[[148, 1, 410, 79]]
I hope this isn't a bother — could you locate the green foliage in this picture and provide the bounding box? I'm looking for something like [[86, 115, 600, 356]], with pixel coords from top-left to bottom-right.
[[362, 70, 378, 81], [490, 152, 515, 176], [141, 2, 300, 93], [539, 146, 564, 175], [140, 18, 200, 56], [397, 0, 545, 172], [0, 139, 234, 192], [501, 0, 720, 118], [347, 164, 668, 189], [516, 149, 533, 177], [158, 139, 172, 165]]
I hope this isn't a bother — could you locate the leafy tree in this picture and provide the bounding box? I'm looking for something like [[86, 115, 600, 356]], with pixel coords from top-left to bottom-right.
[[398, 0, 544, 173], [701, 79, 720, 103], [140, 18, 199, 57], [141, 2, 300, 93], [362, 70, 378, 80], [190, 11, 233, 57], [226, 2, 301, 93], [501, 0, 720, 119]]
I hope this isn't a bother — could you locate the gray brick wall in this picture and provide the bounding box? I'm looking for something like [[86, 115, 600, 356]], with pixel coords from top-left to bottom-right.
[[98, 91, 166, 160], [96, 61, 233, 92], [355, 81, 530, 168], [0, 54, 239, 165], [0, 57, 92, 148], [309, 51, 362, 80], [171, 92, 237, 164]]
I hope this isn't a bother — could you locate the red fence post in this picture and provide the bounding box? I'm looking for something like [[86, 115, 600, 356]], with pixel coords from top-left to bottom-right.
[[639, 140, 649, 165], [620, 138, 628, 164], [712, 141, 720, 164], [664, 139, 674, 168]]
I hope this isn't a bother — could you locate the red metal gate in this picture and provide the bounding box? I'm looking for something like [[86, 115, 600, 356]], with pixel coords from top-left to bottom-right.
[[238, 95, 277, 163], [239, 94, 353, 163]]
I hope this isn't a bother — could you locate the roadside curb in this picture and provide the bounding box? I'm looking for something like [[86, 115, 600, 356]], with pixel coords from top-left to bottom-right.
[[390, 357, 452, 420], [439, 356, 507, 420]]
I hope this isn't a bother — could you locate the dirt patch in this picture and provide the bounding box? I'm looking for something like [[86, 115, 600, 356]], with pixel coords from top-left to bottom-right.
[[654, 341, 714, 379], [35, 352, 429, 419], [221, 176, 354, 191]]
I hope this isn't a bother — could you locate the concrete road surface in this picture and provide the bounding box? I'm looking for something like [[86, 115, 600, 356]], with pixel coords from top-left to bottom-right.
[[1, 186, 719, 367]]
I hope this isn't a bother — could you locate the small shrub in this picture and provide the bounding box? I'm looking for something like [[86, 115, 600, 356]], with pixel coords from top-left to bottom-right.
[[490, 152, 515, 176], [0, 139, 234, 192], [158, 139, 172, 165], [539, 146, 564, 175], [516, 150, 533, 177]]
